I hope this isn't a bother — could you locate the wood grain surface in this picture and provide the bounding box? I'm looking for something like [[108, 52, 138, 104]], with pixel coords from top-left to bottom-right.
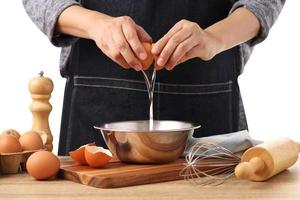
[[235, 138, 300, 181], [59, 157, 189, 188], [0, 157, 299, 200]]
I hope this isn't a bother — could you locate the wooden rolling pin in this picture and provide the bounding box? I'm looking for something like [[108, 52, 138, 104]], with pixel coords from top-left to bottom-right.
[[235, 137, 300, 181]]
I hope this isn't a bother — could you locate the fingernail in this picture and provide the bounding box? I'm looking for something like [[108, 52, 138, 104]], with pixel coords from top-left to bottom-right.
[[165, 63, 175, 71], [139, 52, 147, 60], [152, 45, 158, 54], [157, 58, 164, 66]]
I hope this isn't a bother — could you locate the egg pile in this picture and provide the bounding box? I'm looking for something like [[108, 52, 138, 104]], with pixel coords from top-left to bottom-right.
[[69, 142, 112, 168], [0, 129, 43, 153], [0, 129, 60, 180]]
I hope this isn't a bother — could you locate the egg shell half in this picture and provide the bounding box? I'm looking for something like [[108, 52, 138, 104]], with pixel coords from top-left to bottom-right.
[[85, 146, 112, 168], [69, 142, 95, 165]]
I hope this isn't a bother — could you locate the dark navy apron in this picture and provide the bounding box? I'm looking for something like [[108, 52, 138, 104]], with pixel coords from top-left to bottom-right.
[[58, 0, 247, 155]]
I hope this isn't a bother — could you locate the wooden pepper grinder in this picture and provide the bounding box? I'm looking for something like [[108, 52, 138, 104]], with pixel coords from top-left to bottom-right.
[[235, 137, 300, 181], [28, 71, 54, 151]]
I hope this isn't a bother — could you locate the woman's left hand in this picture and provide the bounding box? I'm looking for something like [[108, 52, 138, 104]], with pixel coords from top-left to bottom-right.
[[152, 19, 225, 71]]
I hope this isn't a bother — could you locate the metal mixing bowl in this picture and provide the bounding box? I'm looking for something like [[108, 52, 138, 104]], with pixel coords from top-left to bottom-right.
[[94, 120, 200, 164]]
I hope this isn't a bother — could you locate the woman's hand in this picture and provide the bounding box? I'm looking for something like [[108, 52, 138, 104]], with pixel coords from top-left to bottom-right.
[[88, 15, 152, 71], [57, 6, 152, 71], [151, 19, 225, 71]]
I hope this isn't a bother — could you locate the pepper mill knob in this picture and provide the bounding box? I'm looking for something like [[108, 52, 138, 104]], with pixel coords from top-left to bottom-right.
[[29, 71, 53, 95], [28, 71, 54, 151]]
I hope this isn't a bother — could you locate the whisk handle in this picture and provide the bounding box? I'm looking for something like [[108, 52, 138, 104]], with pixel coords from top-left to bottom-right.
[[235, 157, 265, 180]]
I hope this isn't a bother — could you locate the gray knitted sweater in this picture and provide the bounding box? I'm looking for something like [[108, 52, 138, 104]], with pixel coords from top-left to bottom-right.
[[22, 0, 285, 76]]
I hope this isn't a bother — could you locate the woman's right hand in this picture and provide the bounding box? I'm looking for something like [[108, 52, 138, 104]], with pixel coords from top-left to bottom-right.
[[87, 15, 152, 71], [57, 6, 152, 71]]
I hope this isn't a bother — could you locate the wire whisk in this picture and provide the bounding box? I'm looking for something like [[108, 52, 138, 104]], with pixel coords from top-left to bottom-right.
[[180, 143, 241, 186]]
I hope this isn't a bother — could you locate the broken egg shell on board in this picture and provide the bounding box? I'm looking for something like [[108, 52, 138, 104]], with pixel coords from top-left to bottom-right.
[[84, 146, 112, 168], [69, 142, 96, 165]]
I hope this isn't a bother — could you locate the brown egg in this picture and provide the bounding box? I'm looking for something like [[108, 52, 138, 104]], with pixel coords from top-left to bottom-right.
[[85, 146, 112, 168], [26, 151, 60, 180], [141, 42, 154, 70], [0, 135, 22, 153], [1, 129, 21, 139], [69, 142, 95, 165], [19, 131, 44, 151]]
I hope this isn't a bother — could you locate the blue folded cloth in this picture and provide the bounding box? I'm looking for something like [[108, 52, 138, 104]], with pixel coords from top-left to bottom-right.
[[183, 130, 261, 157]]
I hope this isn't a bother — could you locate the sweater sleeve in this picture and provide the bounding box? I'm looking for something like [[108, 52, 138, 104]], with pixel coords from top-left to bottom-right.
[[230, 0, 286, 46], [22, 0, 80, 47]]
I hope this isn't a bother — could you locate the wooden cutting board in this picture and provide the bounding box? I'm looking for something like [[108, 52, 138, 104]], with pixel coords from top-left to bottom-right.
[[58, 156, 190, 188]]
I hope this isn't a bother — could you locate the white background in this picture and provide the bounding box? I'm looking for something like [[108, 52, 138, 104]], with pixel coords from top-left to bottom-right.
[[0, 2, 299, 155]]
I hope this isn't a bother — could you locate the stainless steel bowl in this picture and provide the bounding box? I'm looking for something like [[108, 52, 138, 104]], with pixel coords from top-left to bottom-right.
[[94, 120, 200, 164]]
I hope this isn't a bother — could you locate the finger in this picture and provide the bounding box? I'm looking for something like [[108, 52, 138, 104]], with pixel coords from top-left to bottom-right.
[[122, 22, 148, 61], [156, 29, 192, 68], [151, 55, 162, 71], [136, 25, 152, 43], [151, 22, 183, 56], [112, 28, 143, 71], [155, 62, 165, 71], [165, 34, 199, 70], [114, 56, 131, 69], [97, 38, 131, 69], [106, 44, 131, 69], [108, 51, 131, 69], [176, 46, 199, 66]]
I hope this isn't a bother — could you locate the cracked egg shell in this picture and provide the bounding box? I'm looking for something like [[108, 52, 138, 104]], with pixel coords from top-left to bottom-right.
[[69, 142, 95, 165], [85, 146, 112, 168], [141, 42, 154, 70]]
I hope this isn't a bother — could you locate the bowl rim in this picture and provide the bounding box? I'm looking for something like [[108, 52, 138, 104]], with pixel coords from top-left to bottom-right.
[[94, 120, 201, 132]]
